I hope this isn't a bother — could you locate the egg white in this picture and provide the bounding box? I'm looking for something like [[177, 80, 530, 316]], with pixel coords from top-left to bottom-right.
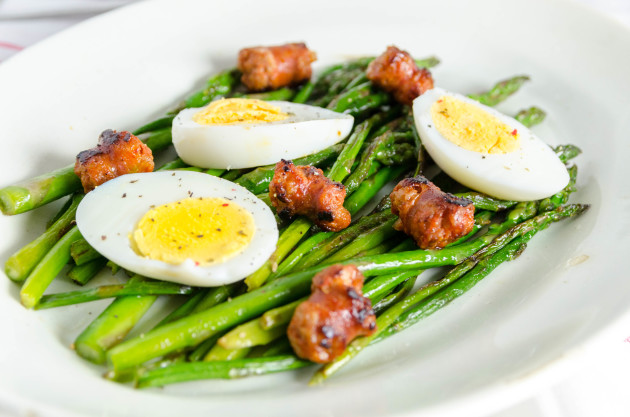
[[172, 101, 354, 169], [75, 171, 278, 287], [413, 88, 569, 201]]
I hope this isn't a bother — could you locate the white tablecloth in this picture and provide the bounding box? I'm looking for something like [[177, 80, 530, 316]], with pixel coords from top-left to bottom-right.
[[1, 1, 629, 416]]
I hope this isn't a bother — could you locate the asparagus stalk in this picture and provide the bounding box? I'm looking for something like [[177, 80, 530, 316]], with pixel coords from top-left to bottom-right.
[[468, 75, 530, 106], [243, 217, 312, 290], [292, 211, 396, 271], [320, 218, 399, 265], [133, 116, 174, 136], [67, 257, 108, 286], [5, 194, 83, 282], [327, 82, 383, 113], [74, 276, 158, 364], [154, 289, 208, 328], [515, 106, 546, 127], [453, 192, 516, 211], [174, 69, 240, 113], [343, 127, 407, 194], [234, 87, 295, 101], [256, 337, 293, 358], [20, 226, 83, 308], [204, 344, 251, 361], [36, 280, 193, 310], [554, 144, 582, 164], [187, 333, 224, 362], [327, 111, 397, 183], [136, 355, 310, 388], [311, 66, 369, 107], [292, 81, 314, 104], [218, 320, 288, 350], [70, 238, 102, 266], [45, 195, 74, 228], [539, 165, 578, 212], [372, 274, 418, 314], [343, 165, 407, 215], [157, 158, 190, 170]]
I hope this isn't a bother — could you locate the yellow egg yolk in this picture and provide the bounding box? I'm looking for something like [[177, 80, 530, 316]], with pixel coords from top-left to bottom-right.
[[192, 98, 289, 125], [431, 96, 520, 154], [131, 197, 255, 265]]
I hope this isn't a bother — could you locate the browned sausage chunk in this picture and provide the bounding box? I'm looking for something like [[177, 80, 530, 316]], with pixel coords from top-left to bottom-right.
[[288, 264, 376, 363], [74, 129, 154, 192], [366, 45, 434, 105], [269, 159, 351, 232], [237, 42, 317, 91], [390, 176, 475, 249]]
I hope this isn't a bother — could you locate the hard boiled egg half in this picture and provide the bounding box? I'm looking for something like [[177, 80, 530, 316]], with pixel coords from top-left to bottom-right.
[[172, 98, 354, 169], [75, 171, 278, 287], [413, 88, 569, 201]]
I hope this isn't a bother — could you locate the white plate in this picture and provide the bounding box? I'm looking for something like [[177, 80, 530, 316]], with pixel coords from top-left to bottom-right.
[[1, 0, 629, 416]]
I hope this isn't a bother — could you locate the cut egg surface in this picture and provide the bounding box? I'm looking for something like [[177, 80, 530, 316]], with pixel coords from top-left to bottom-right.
[[75, 171, 278, 287], [172, 98, 354, 169], [413, 88, 569, 201]]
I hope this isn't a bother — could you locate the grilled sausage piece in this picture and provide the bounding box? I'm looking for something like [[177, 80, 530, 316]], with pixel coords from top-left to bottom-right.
[[237, 42, 317, 91], [366, 45, 434, 105], [288, 264, 376, 363], [74, 129, 154, 192], [269, 159, 351, 232], [390, 176, 475, 249]]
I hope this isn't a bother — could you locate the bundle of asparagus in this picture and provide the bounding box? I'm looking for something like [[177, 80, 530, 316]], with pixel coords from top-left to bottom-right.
[[1, 54, 587, 388]]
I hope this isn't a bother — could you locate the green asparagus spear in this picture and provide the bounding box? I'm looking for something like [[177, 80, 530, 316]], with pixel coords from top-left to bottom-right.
[[320, 218, 398, 265], [67, 257, 108, 286], [454, 192, 516, 211], [293, 211, 396, 271], [20, 226, 83, 308], [515, 107, 546, 127], [136, 355, 310, 388], [5, 194, 83, 282], [74, 276, 158, 364], [554, 144, 582, 164], [327, 111, 397, 183], [176, 69, 240, 112], [234, 87, 295, 101], [468, 75, 530, 106], [133, 116, 175, 136], [70, 238, 102, 266], [36, 280, 193, 309], [218, 320, 287, 350], [538, 165, 578, 212], [292, 81, 314, 104], [204, 344, 251, 362]]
